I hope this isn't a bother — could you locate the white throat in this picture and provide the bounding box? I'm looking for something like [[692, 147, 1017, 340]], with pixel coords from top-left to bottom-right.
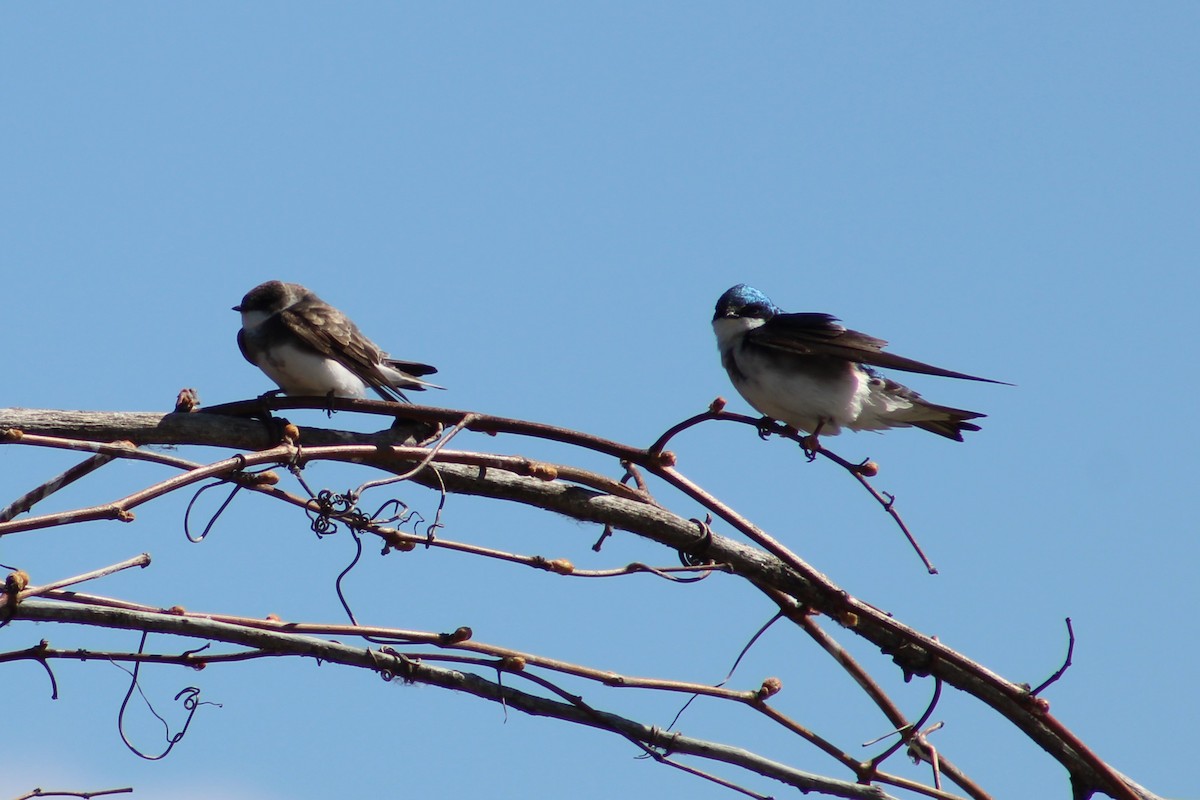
[[712, 316, 766, 350], [240, 309, 273, 329]]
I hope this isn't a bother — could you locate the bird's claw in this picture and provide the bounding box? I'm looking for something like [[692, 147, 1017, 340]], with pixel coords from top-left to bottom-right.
[[800, 421, 827, 461]]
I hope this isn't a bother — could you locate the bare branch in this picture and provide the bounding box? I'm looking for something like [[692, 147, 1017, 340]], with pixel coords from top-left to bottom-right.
[[0, 452, 117, 522], [0, 405, 1156, 800], [10, 598, 899, 800], [11, 788, 133, 800], [3, 555, 151, 607]]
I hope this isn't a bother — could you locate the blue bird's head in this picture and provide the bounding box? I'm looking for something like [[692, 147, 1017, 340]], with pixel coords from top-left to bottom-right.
[[714, 284, 779, 322]]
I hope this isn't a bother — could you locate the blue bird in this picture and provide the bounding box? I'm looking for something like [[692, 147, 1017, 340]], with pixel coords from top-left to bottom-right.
[[712, 284, 1004, 442]]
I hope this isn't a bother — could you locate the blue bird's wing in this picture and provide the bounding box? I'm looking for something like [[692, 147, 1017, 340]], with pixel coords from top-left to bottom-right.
[[748, 312, 1007, 384]]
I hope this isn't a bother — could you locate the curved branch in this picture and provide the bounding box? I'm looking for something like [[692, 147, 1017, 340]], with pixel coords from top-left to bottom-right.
[[10, 598, 899, 800], [0, 406, 1155, 800]]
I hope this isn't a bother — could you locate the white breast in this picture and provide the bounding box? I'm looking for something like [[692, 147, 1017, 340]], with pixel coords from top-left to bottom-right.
[[251, 340, 369, 398], [713, 317, 867, 435]]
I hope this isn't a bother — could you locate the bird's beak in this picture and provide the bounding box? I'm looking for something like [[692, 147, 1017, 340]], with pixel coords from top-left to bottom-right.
[[232, 305, 242, 312]]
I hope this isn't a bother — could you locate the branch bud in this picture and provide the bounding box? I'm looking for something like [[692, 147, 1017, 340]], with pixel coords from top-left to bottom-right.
[[247, 470, 280, 486], [757, 677, 782, 700], [856, 461, 879, 478], [501, 655, 527, 671], [381, 530, 417, 552], [440, 626, 473, 644], [709, 397, 727, 413], [1026, 694, 1051, 714], [546, 559, 574, 574], [526, 461, 558, 481], [174, 388, 200, 413], [5, 569, 30, 595]]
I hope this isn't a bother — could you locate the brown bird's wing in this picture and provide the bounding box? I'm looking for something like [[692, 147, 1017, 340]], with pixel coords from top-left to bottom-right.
[[278, 297, 408, 400], [747, 312, 1009, 384]]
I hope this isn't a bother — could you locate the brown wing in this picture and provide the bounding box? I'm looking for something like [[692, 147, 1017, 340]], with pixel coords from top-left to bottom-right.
[[748, 312, 1009, 384], [278, 297, 401, 398]]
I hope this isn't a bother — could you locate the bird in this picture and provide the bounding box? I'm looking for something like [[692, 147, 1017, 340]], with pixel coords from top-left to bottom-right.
[[234, 280, 441, 402], [712, 284, 1004, 442]]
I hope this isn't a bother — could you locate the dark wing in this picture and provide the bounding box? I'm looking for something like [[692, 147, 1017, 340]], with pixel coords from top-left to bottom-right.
[[748, 312, 1009, 385], [278, 298, 407, 400], [385, 358, 438, 377], [236, 328, 255, 365]]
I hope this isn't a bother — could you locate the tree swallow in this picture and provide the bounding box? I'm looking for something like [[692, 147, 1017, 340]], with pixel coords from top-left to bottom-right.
[[235, 280, 442, 402], [713, 284, 1004, 441]]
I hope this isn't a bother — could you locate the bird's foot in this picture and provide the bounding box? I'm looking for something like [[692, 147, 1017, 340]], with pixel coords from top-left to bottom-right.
[[254, 389, 282, 415], [253, 413, 295, 451], [247, 392, 293, 445], [800, 435, 822, 461], [800, 421, 827, 461]]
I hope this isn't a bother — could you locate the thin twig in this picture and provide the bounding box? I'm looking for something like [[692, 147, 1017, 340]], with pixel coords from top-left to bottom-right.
[[2, 555, 151, 608], [1031, 618, 1075, 696], [351, 413, 479, 495], [0, 452, 118, 522], [649, 406, 936, 573], [11, 788, 133, 800]]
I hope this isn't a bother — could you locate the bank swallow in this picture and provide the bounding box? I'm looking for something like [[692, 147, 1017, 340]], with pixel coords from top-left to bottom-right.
[[713, 284, 1003, 441], [235, 280, 441, 402]]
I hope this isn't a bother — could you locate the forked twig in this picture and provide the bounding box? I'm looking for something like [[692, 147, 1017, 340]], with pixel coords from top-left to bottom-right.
[[649, 403, 937, 573]]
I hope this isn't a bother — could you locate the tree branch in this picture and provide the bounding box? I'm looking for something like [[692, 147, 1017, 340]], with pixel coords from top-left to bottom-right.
[[0, 405, 1159, 800], [10, 598, 899, 800]]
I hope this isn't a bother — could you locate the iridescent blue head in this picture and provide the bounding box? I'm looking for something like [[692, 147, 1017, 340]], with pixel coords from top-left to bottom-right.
[[713, 284, 779, 321]]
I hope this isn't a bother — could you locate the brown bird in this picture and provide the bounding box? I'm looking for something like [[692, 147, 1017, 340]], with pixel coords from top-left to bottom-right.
[[235, 280, 441, 402]]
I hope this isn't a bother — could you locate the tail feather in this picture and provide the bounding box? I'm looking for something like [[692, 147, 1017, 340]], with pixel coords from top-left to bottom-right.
[[908, 404, 986, 441], [386, 358, 439, 377], [368, 359, 444, 402]]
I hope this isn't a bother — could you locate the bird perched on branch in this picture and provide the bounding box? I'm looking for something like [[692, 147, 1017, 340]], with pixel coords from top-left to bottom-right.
[[235, 280, 441, 402], [712, 284, 1004, 442]]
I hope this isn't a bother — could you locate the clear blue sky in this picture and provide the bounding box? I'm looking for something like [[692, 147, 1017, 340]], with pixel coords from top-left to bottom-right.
[[2, 4, 1196, 799]]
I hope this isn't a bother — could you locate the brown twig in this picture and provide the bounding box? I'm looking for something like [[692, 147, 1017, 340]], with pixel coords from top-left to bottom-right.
[[0, 452, 118, 522], [16, 591, 968, 799], [648, 404, 936, 573], [1031, 618, 1075, 696], [10, 597, 904, 800], [766, 591, 988, 800], [2, 555, 152, 608], [11, 788, 133, 800]]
